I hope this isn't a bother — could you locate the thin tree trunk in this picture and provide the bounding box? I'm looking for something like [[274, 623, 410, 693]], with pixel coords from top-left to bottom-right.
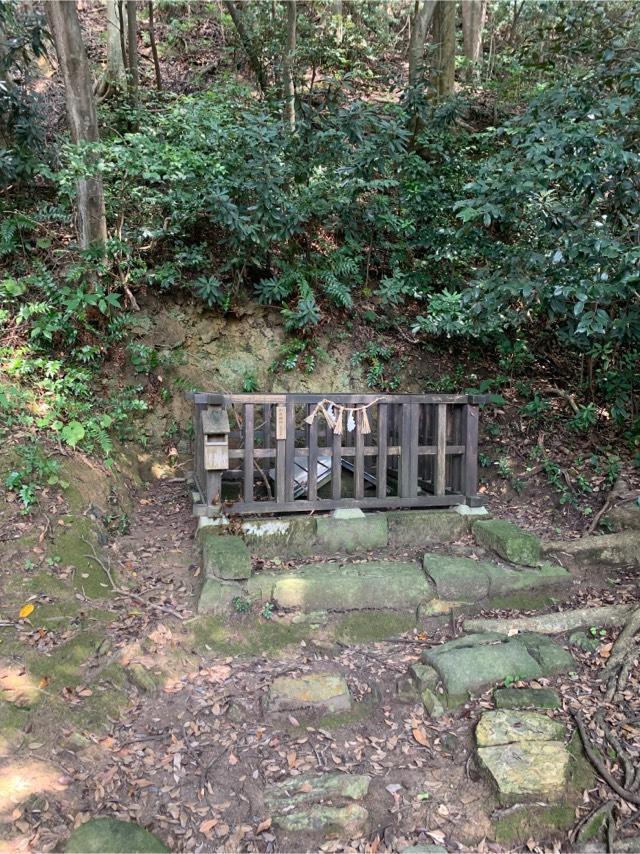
[[147, 1, 162, 90], [461, 0, 486, 77], [432, 0, 456, 98], [95, 0, 127, 99], [335, 0, 343, 44], [224, 0, 268, 94], [408, 0, 436, 86], [45, 0, 107, 252], [126, 0, 139, 98], [283, 0, 296, 130], [118, 0, 127, 68]]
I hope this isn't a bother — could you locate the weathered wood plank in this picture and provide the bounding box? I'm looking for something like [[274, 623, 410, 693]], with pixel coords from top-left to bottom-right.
[[435, 403, 447, 495], [284, 402, 296, 503], [331, 428, 342, 500], [207, 493, 466, 516], [399, 404, 412, 497], [464, 402, 479, 500], [243, 403, 254, 503], [408, 403, 419, 497], [376, 403, 388, 498], [276, 404, 286, 504], [307, 404, 318, 501], [354, 411, 365, 499]]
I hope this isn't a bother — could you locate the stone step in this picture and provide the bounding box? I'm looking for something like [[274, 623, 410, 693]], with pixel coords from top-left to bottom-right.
[[246, 559, 434, 612], [266, 672, 352, 714], [417, 632, 574, 710]]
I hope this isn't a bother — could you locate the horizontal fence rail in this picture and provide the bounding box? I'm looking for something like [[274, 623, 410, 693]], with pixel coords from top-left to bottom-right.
[[189, 392, 486, 516]]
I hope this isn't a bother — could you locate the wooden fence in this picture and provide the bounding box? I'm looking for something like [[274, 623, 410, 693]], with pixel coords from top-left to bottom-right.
[[189, 392, 486, 515]]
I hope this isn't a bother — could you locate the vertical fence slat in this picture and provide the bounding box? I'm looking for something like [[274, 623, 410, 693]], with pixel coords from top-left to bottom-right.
[[331, 428, 342, 500], [400, 403, 412, 497], [276, 404, 286, 503], [284, 402, 296, 502], [307, 404, 318, 501], [354, 409, 365, 499], [464, 402, 479, 500], [435, 403, 447, 495], [408, 403, 419, 497], [376, 403, 387, 498], [243, 403, 254, 503], [263, 403, 272, 454]]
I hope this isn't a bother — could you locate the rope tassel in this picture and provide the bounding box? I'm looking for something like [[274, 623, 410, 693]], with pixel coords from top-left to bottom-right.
[[304, 396, 382, 435]]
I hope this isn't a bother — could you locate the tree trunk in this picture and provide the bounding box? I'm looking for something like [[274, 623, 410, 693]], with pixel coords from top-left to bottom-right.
[[283, 0, 296, 130], [126, 0, 139, 98], [432, 0, 456, 98], [45, 0, 107, 252], [147, 1, 162, 90], [224, 0, 268, 94], [334, 0, 343, 44], [408, 0, 436, 86], [95, 0, 127, 99], [461, 0, 486, 76]]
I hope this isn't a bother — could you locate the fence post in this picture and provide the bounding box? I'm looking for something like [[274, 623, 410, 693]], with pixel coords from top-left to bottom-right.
[[464, 395, 482, 506]]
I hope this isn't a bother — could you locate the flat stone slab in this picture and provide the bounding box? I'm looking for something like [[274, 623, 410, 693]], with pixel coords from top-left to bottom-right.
[[420, 633, 574, 707], [423, 554, 569, 604], [202, 534, 252, 580], [478, 740, 570, 805], [316, 513, 388, 554], [247, 560, 434, 611], [198, 577, 244, 615], [241, 517, 318, 558], [476, 710, 565, 746], [543, 532, 640, 568], [267, 673, 352, 713], [65, 818, 168, 853], [472, 519, 541, 566], [494, 687, 561, 710], [387, 510, 468, 548], [265, 773, 370, 835]]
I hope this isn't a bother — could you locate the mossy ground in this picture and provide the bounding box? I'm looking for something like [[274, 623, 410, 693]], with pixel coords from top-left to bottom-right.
[[335, 611, 416, 644], [191, 615, 311, 656]]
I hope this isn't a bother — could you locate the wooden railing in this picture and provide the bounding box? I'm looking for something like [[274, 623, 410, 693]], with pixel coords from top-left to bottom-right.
[[189, 392, 485, 515]]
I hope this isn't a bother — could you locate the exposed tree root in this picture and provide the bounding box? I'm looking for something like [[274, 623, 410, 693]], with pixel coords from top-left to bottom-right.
[[464, 604, 636, 636], [604, 606, 640, 702], [574, 711, 640, 806]]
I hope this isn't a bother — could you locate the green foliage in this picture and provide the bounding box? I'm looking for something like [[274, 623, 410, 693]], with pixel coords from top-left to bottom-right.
[[4, 440, 68, 512], [232, 596, 251, 614]]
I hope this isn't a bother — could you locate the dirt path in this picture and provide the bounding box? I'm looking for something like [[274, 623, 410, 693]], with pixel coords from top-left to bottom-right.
[[2, 479, 640, 853]]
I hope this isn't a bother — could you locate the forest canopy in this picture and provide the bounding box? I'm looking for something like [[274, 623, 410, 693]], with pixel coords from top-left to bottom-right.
[[0, 0, 638, 474]]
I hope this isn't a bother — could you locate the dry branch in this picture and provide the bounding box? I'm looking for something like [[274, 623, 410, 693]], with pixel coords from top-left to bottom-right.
[[464, 604, 636, 636]]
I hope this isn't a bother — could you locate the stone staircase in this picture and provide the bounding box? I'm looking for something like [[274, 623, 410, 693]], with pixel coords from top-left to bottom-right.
[[196, 507, 572, 618]]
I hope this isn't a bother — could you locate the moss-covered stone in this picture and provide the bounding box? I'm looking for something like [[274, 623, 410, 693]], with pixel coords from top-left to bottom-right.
[[265, 773, 370, 835], [315, 513, 388, 554], [241, 517, 318, 558], [248, 559, 434, 612], [202, 534, 252, 580], [472, 519, 541, 566], [569, 630, 601, 653], [494, 687, 561, 710], [335, 611, 416, 644], [197, 577, 244, 615], [476, 710, 565, 746], [126, 663, 162, 694], [494, 804, 575, 846], [64, 818, 168, 853], [387, 510, 469, 547]]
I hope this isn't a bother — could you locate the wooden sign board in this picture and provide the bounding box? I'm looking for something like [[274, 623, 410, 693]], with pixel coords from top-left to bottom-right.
[[276, 405, 287, 440]]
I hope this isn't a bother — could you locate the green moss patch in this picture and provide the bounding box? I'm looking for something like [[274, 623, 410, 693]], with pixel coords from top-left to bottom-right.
[[335, 611, 416, 644], [27, 631, 104, 689], [192, 615, 310, 656], [52, 517, 114, 599], [494, 804, 575, 846]]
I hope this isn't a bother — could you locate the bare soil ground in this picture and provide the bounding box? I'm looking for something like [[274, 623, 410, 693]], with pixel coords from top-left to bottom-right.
[[1, 476, 639, 853]]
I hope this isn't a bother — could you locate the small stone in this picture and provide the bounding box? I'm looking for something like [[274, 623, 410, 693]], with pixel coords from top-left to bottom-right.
[[64, 818, 168, 853], [409, 662, 439, 692], [267, 673, 352, 714], [421, 687, 446, 717], [494, 687, 561, 710], [472, 519, 541, 566], [273, 803, 368, 834], [332, 508, 365, 519], [478, 740, 570, 804], [202, 535, 252, 580], [454, 504, 490, 517], [519, 633, 575, 675], [476, 710, 565, 747]]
